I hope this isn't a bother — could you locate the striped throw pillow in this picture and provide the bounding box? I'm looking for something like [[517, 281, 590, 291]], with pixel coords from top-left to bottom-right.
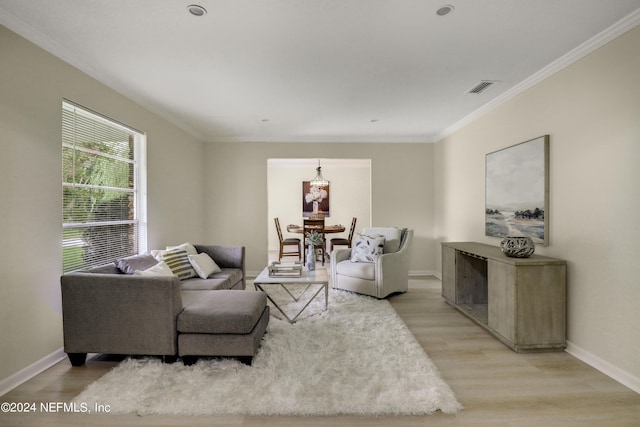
[[162, 249, 197, 280]]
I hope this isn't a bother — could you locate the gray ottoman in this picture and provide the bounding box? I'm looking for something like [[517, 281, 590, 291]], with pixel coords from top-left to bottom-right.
[[178, 290, 269, 365]]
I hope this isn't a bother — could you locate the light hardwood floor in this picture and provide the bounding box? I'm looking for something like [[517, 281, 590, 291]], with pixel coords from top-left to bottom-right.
[[2, 277, 639, 426]]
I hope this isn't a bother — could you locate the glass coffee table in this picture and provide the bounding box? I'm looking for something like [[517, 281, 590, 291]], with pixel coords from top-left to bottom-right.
[[253, 267, 328, 323]]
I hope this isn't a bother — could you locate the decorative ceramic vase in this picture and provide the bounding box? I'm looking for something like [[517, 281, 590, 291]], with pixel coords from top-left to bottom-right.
[[306, 244, 316, 271], [500, 236, 535, 258]]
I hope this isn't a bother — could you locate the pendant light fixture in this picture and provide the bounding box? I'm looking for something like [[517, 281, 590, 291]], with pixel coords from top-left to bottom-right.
[[310, 159, 329, 187]]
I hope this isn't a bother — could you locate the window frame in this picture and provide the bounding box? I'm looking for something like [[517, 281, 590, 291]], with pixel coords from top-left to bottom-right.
[[62, 100, 147, 272]]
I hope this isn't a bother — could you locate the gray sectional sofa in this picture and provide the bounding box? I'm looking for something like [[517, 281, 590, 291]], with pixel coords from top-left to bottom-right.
[[61, 244, 269, 366]]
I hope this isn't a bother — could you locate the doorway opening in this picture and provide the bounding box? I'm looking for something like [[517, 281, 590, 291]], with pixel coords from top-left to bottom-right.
[[267, 158, 371, 264]]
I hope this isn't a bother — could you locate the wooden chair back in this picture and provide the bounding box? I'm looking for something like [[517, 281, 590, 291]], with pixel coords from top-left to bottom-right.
[[347, 217, 357, 242], [275, 217, 301, 261], [274, 217, 285, 243]]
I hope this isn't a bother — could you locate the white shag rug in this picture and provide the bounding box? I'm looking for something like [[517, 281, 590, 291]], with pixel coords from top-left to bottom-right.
[[73, 286, 462, 416]]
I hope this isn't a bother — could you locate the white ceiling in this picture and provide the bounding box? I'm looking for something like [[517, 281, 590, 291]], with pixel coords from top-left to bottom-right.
[[1, 0, 639, 143]]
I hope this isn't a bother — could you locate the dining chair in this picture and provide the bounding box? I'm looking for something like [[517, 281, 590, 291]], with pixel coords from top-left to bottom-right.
[[275, 218, 301, 261], [330, 217, 357, 252], [303, 218, 326, 266]]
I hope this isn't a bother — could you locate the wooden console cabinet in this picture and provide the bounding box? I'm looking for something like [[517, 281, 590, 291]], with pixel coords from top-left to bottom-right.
[[442, 242, 566, 352]]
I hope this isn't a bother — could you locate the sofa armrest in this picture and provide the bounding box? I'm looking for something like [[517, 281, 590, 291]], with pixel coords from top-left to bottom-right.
[[331, 248, 352, 263], [61, 273, 183, 356], [330, 248, 352, 287]]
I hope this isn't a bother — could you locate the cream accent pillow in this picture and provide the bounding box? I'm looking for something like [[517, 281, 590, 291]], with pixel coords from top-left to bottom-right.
[[188, 252, 222, 279], [166, 242, 198, 256], [150, 249, 168, 262], [134, 261, 176, 277]]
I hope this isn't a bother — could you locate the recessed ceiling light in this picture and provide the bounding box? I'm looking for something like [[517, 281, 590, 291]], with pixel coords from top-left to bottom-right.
[[436, 5, 454, 16], [187, 5, 207, 16], [370, 119, 380, 123]]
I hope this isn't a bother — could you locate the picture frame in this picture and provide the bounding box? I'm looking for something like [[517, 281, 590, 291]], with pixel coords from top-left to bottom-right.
[[302, 181, 330, 218], [485, 135, 549, 245]]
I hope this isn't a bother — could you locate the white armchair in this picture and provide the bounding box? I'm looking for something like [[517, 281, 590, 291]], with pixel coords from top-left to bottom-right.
[[330, 227, 413, 299]]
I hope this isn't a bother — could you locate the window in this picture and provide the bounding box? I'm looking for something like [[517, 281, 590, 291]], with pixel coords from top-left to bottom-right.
[[62, 100, 146, 272]]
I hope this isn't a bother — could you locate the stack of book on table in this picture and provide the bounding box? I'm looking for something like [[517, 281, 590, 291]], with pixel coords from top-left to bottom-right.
[[268, 261, 302, 277]]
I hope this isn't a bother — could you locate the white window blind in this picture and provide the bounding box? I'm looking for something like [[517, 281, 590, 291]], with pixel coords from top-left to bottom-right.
[[62, 101, 146, 273]]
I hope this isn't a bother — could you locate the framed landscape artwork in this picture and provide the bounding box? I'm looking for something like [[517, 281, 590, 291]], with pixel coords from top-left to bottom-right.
[[485, 135, 549, 245], [302, 182, 330, 218]]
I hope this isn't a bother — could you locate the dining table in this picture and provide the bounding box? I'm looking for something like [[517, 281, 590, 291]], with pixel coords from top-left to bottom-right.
[[286, 224, 346, 234]]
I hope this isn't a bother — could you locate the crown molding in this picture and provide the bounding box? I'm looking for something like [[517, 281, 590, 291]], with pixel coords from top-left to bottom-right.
[[434, 8, 640, 142], [205, 135, 435, 144]]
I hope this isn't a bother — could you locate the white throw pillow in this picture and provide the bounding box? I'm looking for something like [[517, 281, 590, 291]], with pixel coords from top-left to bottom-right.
[[150, 249, 168, 262], [188, 252, 222, 279], [134, 261, 176, 277], [350, 233, 386, 263], [166, 242, 198, 255]]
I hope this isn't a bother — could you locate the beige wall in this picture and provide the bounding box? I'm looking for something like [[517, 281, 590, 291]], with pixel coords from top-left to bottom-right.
[[0, 25, 205, 384], [435, 27, 640, 384], [203, 142, 435, 275]]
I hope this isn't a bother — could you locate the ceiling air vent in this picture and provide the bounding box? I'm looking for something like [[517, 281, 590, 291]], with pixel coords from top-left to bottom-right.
[[466, 80, 499, 94]]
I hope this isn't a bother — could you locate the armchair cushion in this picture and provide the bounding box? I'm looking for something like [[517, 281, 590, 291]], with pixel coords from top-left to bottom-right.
[[335, 259, 375, 280]]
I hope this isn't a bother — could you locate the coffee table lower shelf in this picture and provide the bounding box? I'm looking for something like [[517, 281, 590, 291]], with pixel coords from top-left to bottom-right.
[[253, 267, 328, 324]]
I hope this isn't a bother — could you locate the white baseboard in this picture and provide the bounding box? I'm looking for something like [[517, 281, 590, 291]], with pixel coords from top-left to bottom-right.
[[249, 270, 439, 280], [409, 270, 439, 278], [565, 341, 640, 394], [246, 270, 261, 279], [0, 348, 66, 397]]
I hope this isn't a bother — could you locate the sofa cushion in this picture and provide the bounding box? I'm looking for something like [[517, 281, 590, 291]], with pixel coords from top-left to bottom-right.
[[336, 259, 376, 281], [212, 268, 243, 285], [350, 233, 385, 263], [163, 249, 197, 280], [179, 268, 243, 290], [180, 277, 229, 290], [115, 254, 158, 274], [179, 290, 267, 334], [188, 252, 222, 279], [362, 227, 404, 253]]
